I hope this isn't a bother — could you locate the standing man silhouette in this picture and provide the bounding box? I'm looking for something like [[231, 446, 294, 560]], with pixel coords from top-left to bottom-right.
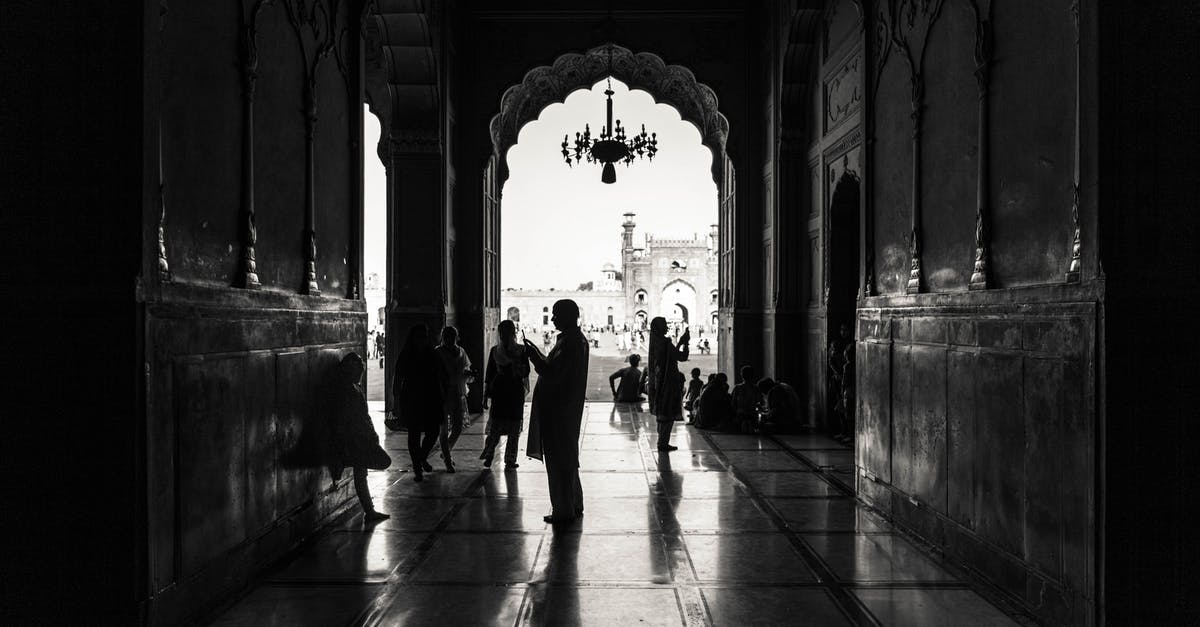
[[524, 299, 590, 524]]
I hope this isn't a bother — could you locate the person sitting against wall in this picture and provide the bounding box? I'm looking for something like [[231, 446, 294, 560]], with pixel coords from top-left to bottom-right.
[[609, 353, 646, 403], [696, 373, 732, 431], [328, 353, 392, 522], [731, 365, 764, 434], [756, 377, 803, 434]]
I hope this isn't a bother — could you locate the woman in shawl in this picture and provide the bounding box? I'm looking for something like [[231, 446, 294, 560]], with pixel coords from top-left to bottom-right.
[[393, 324, 444, 482], [480, 320, 531, 469], [329, 353, 391, 521], [646, 316, 690, 452]]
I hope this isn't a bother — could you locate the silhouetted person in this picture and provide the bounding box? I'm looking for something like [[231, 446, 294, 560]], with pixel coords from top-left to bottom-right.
[[685, 367, 704, 423], [731, 365, 763, 434], [609, 353, 645, 402], [435, 325, 472, 473], [756, 377, 803, 434], [329, 353, 391, 521], [647, 316, 689, 451], [524, 299, 589, 524], [376, 332, 386, 368], [394, 324, 444, 482], [696, 373, 732, 431], [829, 323, 852, 438], [481, 320, 530, 470], [839, 339, 856, 444]]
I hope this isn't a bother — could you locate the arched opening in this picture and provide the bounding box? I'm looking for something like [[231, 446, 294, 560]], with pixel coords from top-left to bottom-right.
[[507, 306, 520, 322], [490, 45, 731, 400], [493, 46, 729, 399], [826, 170, 861, 438]]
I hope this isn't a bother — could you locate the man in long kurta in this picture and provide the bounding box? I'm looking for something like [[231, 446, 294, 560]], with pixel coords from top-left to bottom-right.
[[524, 299, 590, 524]]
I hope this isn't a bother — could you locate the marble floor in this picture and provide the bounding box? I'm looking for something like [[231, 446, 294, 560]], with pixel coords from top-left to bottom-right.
[[210, 403, 1029, 626]]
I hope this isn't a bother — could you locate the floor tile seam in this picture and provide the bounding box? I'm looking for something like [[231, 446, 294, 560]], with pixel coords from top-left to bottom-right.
[[635, 416, 709, 622], [352, 470, 493, 627], [256, 580, 389, 588], [693, 428, 882, 627], [768, 437, 1038, 624]]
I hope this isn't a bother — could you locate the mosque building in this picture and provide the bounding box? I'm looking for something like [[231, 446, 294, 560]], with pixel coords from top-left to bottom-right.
[[500, 213, 718, 334]]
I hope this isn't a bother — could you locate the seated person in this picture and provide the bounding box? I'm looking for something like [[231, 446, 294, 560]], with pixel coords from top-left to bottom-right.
[[696, 373, 732, 431], [609, 354, 646, 402], [731, 366, 764, 434], [756, 377, 803, 434]]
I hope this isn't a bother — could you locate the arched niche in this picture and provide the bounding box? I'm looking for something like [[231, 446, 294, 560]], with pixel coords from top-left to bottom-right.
[[488, 44, 731, 183]]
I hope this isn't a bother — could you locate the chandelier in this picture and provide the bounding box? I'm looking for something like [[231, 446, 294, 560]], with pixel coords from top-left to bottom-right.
[[560, 49, 658, 184]]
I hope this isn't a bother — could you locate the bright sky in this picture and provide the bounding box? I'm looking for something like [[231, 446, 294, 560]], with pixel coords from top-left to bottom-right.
[[363, 79, 718, 290]]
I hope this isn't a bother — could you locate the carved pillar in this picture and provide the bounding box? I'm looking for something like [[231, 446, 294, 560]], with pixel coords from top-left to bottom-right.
[[968, 0, 993, 290], [302, 79, 321, 295], [1066, 0, 1082, 282], [891, 0, 944, 295], [863, 6, 892, 298], [905, 77, 923, 294], [236, 2, 269, 289], [386, 131, 447, 376], [156, 121, 170, 282]]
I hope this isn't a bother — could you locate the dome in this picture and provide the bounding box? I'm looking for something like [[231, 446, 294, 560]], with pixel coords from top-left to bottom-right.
[[602, 262, 616, 271]]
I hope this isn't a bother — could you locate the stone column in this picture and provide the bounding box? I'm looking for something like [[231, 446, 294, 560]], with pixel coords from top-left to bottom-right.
[[385, 132, 448, 408]]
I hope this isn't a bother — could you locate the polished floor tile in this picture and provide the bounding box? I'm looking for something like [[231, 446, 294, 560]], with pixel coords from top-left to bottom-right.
[[741, 471, 842, 497], [707, 434, 782, 450], [720, 450, 808, 471], [854, 588, 1022, 626], [269, 530, 421, 582], [804, 534, 956, 583], [210, 584, 377, 626], [210, 402, 1021, 627], [411, 532, 543, 583], [701, 587, 853, 627], [767, 497, 891, 533], [666, 497, 777, 531], [648, 470, 745, 498], [684, 534, 816, 583], [446, 497, 552, 531], [535, 586, 682, 626], [374, 584, 525, 627], [540, 533, 672, 583]]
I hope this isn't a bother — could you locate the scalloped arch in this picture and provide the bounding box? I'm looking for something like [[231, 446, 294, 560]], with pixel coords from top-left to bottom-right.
[[489, 44, 730, 182]]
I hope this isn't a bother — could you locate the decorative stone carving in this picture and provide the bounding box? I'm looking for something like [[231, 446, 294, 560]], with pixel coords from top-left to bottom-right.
[[284, 0, 343, 296], [825, 53, 862, 135], [489, 44, 729, 181]]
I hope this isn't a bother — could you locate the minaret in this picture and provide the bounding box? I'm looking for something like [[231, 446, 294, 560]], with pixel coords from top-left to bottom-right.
[[622, 212, 637, 252], [709, 223, 719, 253]]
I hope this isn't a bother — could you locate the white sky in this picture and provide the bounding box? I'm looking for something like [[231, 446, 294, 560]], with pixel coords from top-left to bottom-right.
[[364, 79, 718, 290]]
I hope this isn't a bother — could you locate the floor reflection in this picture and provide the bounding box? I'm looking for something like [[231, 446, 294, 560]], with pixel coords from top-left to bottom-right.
[[210, 401, 1025, 626]]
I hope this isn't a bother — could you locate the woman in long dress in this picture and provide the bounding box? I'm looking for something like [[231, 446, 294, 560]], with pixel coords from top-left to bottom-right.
[[646, 316, 690, 452], [394, 324, 444, 482], [329, 353, 391, 521], [480, 320, 531, 469]]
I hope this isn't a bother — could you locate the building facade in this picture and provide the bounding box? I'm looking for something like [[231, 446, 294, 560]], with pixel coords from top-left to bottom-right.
[[500, 214, 718, 335], [621, 213, 718, 332]]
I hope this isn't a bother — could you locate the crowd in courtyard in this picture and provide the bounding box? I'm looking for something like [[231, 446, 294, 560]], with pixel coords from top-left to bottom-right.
[[328, 299, 855, 524]]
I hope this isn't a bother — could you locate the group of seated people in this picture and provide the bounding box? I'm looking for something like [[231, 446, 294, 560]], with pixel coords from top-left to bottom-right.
[[609, 357, 803, 435], [690, 365, 803, 434]]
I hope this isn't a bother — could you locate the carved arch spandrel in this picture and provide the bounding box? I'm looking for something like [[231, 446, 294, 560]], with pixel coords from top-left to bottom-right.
[[488, 44, 730, 183]]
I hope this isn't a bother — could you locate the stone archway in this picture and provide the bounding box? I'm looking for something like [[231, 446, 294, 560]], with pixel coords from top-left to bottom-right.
[[660, 279, 697, 326], [489, 44, 730, 183]]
